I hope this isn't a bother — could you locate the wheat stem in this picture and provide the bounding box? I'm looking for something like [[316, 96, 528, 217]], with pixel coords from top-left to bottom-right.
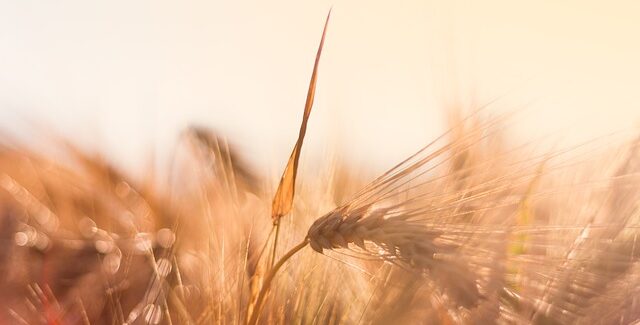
[[269, 220, 281, 269], [247, 239, 309, 325]]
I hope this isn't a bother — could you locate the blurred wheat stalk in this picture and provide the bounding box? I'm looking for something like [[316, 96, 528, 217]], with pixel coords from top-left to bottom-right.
[[1, 11, 640, 325]]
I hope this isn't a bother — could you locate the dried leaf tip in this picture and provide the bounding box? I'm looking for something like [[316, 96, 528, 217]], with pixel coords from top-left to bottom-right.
[[271, 10, 331, 222]]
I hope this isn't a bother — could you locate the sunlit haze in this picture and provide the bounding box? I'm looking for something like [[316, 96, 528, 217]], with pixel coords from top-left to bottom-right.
[[1, 0, 639, 176]]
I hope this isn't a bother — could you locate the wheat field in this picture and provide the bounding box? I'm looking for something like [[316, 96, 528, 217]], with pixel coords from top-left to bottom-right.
[[2, 11, 640, 325]]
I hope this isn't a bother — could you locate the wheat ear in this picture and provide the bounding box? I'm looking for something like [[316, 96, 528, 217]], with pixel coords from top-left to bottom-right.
[[307, 206, 483, 308]]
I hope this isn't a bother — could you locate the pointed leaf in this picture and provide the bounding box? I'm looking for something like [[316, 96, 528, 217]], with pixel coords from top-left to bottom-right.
[[271, 10, 331, 222]]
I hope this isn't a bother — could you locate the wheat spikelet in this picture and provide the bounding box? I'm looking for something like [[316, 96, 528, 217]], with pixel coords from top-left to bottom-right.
[[301, 113, 521, 314], [308, 205, 483, 308]]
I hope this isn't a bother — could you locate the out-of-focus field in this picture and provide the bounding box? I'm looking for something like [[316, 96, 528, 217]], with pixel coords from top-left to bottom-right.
[[1, 114, 640, 324]]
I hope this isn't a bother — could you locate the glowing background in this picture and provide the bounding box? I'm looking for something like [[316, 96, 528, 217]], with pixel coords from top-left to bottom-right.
[[1, 1, 639, 175]]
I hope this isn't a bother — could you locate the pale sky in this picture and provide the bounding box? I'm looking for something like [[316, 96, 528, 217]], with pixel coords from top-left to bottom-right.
[[1, 0, 639, 176]]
